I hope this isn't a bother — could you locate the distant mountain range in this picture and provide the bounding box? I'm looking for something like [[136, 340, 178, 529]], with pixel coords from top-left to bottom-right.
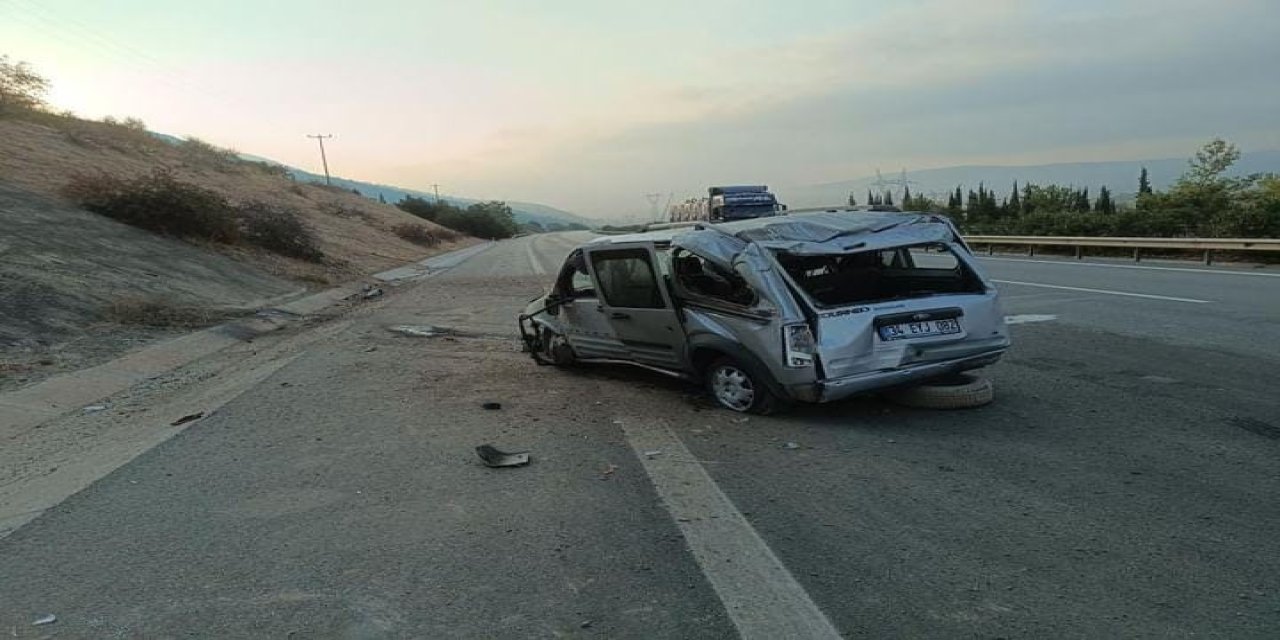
[[779, 150, 1280, 208]]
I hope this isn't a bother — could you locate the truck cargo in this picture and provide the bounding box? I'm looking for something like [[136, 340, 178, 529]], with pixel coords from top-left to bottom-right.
[[668, 185, 783, 223]]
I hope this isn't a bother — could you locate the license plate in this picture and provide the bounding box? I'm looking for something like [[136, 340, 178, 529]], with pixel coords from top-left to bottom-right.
[[878, 318, 962, 341]]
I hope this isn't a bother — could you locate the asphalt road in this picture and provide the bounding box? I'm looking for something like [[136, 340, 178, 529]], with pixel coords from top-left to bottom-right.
[[1, 234, 1277, 639]]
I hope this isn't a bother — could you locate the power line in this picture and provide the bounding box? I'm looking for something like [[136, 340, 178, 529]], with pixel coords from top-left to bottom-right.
[[306, 134, 334, 185]]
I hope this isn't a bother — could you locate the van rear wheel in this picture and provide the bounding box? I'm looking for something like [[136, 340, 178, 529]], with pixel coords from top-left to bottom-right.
[[705, 356, 780, 415]]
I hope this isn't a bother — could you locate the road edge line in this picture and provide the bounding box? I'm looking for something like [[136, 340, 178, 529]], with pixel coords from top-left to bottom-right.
[[619, 417, 844, 640]]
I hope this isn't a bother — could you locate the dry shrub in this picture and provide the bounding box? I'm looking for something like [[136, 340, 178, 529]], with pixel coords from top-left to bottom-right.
[[236, 201, 324, 262], [104, 297, 231, 327], [392, 222, 444, 246], [65, 170, 241, 243]]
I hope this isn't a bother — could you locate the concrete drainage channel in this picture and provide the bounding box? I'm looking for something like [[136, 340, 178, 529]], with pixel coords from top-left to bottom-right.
[[0, 241, 495, 439]]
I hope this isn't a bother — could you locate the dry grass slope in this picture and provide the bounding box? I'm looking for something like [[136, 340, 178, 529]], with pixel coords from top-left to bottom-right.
[[0, 115, 473, 282]]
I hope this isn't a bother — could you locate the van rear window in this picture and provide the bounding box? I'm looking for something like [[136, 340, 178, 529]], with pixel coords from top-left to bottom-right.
[[776, 243, 985, 307]]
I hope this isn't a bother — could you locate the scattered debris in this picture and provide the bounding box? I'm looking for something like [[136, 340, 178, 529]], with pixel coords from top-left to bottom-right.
[[643, 450, 663, 459], [579, 620, 594, 629], [82, 404, 108, 414], [600, 463, 618, 479], [731, 417, 749, 424], [363, 346, 378, 353], [782, 441, 800, 450], [32, 614, 56, 626], [475, 444, 530, 468], [170, 412, 205, 426], [388, 325, 447, 338], [362, 287, 384, 299], [482, 402, 502, 410], [1004, 314, 1057, 325]]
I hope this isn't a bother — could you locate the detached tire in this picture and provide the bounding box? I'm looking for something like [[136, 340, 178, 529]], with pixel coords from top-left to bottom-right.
[[887, 373, 994, 410], [705, 356, 780, 415]]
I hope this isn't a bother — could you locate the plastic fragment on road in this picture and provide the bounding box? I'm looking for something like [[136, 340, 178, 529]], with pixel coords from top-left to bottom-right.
[[362, 287, 384, 299], [643, 449, 662, 459], [482, 402, 502, 410], [782, 442, 800, 450], [83, 405, 108, 414], [170, 412, 205, 426], [32, 614, 56, 626], [475, 444, 530, 468]]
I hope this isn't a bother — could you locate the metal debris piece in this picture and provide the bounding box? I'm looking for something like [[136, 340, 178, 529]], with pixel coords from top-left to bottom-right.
[[170, 412, 205, 426], [362, 287, 384, 299], [782, 442, 800, 450], [475, 444, 530, 468], [83, 405, 108, 414], [388, 325, 445, 338], [643, 450, 663, 459], [32, 614, 56, 626], [600, 463, 618, 479], [482, 402, 502, 410]]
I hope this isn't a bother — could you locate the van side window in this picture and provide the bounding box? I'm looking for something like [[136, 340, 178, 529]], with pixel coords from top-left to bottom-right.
[[673, 252, 756, 307], [556, 250, 596, 298], [590, 249, 665, 309]]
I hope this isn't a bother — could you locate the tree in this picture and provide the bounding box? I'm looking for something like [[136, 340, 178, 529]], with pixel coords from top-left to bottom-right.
[[1138, 167, 1153, 195], [902, 186, 912, 208], [1185, 138, 1240, 186], [866, 190, 874, 206], [378, 193, 386, 204], [0, 55, 50, 113], [1094, 186, 1115, 215], [883, 190, 894, 206], [1007, 181, 1022, 217], [848, 192, 857, 206]]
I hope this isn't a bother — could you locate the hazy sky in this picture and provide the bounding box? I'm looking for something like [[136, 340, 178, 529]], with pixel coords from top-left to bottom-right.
[[3, 0, 1278, 218]]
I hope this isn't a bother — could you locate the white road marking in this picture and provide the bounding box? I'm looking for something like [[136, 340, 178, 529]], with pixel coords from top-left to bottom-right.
[[525, 235, 549, 276], [1005, 314, 1058, 325], [992, 280, 1211, 304], [980, 256, 1280, 278], [619, 417, 844, 640]]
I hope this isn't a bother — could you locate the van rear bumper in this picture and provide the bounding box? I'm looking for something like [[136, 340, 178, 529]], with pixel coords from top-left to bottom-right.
[[786, 349, 1007, 403]]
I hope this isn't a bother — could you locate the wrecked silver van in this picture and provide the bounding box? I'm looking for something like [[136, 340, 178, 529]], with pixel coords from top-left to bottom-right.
[[518, 210, 1010, 413]]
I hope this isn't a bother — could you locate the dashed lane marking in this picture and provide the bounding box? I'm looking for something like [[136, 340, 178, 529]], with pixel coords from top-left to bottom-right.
[[993, 280, 1211, 304]]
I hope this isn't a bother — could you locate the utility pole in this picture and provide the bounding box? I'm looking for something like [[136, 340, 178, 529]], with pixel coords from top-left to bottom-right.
[[430, 184, 441, 204], [306, 134, 334, 185], [644, 193, 663, 221]]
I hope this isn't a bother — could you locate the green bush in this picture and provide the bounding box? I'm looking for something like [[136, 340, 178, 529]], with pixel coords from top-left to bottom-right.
[[65, 170, 241, 243], [236, 201, 324, 262], [397, 196, 518, 239]]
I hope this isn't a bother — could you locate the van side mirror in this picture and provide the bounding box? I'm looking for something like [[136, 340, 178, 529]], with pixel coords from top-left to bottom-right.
[[545, 292, 564, 315]]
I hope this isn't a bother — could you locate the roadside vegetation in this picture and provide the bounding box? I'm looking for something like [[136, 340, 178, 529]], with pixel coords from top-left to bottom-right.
[[395, 196, 520, 239], [65, 170, 325, 262], [860, 139, 1280, 239]]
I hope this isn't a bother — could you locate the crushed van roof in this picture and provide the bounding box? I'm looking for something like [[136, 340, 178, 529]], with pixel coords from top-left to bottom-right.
[[675, 211, 961, 267], [584, 211, 963, 268]]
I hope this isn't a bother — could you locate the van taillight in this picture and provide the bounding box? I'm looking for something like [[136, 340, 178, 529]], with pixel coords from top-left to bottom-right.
[[783, 324, 815, 368]]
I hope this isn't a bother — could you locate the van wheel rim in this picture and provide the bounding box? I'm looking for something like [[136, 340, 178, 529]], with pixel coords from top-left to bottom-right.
[[713, 366, 754, 411]]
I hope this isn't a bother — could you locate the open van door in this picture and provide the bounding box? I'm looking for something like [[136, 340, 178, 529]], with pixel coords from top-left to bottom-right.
[[584, 244, 684, 369]]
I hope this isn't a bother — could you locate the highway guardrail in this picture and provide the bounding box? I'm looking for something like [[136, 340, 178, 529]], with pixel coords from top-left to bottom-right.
[[964, 235, 1280, 264]]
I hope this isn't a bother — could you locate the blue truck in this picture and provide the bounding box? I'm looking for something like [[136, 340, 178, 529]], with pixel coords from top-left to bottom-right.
[[669, 185, 784, 222]]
